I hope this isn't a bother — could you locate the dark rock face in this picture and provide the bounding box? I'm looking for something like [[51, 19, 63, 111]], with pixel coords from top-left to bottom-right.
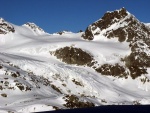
[[54, 46, 93, 65], [0, 18, 15, 34], [106, 28, 126, 42], [105, 18, 150, 42], [82, 26, 94, 40], [123, 39, 150, 79], [0, 65, 2, 69], [94, 8, 127, 30], [96, 64, 127, 78], [82, 8, 128, 40], [82, 8, 150, 42], [63, 95, 95, 109]]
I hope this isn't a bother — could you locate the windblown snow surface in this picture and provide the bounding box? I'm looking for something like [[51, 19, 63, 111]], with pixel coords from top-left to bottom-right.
[[0, 15, 150, 112]]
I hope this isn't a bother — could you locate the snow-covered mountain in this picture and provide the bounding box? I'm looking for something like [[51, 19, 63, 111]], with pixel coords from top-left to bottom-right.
[[82, 7, 150, 79], [23, 22, 48, 35], [82, 8, 150, 41], [0, 18, 15, 34], [0, 8, 150, 113]]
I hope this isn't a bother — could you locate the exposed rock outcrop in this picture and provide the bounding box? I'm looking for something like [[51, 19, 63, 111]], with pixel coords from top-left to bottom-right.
[[54, 46, 93, 66], [0, 18, 15, 34]]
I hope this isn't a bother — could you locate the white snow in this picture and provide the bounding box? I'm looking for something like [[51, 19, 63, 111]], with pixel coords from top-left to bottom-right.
[[0, 19, 150, 113], [145, 23, 150, 28]]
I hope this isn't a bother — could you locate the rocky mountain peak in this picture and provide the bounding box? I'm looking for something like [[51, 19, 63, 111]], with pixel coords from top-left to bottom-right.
[[82, 8, 150, 42], [23, 22, 46, 34], [82, 8, 129, 40], [96, 7, 128, 30], [0, 18, 15, 34]]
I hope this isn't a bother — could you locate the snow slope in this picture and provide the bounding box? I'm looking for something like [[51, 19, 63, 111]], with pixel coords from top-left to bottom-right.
[[0, 9, 150, 112], [145, 23, 150, 29]]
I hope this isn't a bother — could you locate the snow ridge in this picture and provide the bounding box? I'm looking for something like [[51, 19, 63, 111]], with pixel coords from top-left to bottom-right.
[[23, 22, 47, 35]]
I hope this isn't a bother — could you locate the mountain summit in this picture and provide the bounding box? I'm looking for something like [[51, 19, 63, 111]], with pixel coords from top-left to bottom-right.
[[23, 22, 47, 35], [0, 18, 15, 34], [82, 8, 150, 42]]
